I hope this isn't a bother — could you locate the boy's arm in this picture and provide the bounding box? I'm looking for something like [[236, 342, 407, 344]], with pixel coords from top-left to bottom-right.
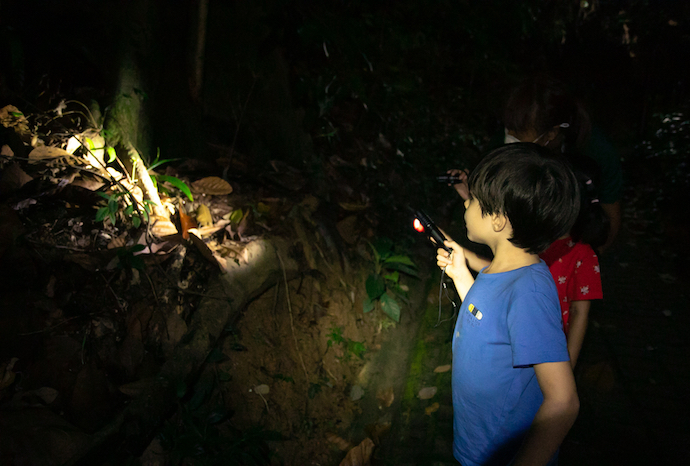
[[566, 300, 591, 368], [437, 240, 474, 301], [511, 361, 580, 466]]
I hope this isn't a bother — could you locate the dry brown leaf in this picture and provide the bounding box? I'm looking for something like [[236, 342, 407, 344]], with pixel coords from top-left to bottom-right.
[[107, 234, 128, 250], [417, 386, 437, 400], [196, 204, 213, 227], [118, 377, 162, 397], [0, 358, 19, 390], [191, 176, 233, 195], [179, 209, 196, 240], [149, 216, 178, 237], [188, 231, 223, 271], [365, 421, 391, 444], [27, 146, 73, 163], [326, 433, 353, 451], [0, 105, 29, 134], [376, 387, 395, 408], [425, 402, 440, 415], [253, 384, 270, 395], [1, 144, 14, 157], [339, 438, 375, 466], [0, 163, 33, 195], [65, 253, 101, 271], [434, 364, 451, 373], [33, 387, 59, 405], [338, 202, 369, 212]]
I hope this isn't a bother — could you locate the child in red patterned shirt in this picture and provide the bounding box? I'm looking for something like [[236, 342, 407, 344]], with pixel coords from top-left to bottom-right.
[[539, 172, 608, 367]]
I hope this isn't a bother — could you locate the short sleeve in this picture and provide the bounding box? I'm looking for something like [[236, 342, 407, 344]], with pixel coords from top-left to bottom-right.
[[573, 252, 603, 301], [507, 292, 569, 367]]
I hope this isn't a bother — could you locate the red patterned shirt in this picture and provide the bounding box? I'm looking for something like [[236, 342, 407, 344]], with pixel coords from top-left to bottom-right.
[[539, 237, 603, 335]]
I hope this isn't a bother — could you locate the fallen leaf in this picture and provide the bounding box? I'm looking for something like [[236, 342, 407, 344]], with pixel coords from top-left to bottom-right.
[[376, 387, 394, 408], [350, 385, 364, 401], [338, 202, 369, 212], [196, 204, 213, 227], [27, 146, 73, 163], [254, 384, 270, 395], [339, 438, 375, 466], [434, 364, 451, 373], [1, 145, 14, 157], [118, 377, 162, 397], [179, 209, 196, 240], [417, 386, 437, 400], [0, 163, 33, 194], [425, 402, 440, 415], [149, 216, 178, 237], [191, 176, 233, 195], [33, 387, 59, 405], [326, 433, 353, 451], [107, 234, 128, 250]]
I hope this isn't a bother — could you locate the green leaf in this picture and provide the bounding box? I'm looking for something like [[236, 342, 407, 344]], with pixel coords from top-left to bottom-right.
[[155, 174, 193, 201], [380, 293, 401, 322], [107, 146, 117, 163], [85, 137, 94, 150], [370, 237, 393, 259], [384, 255, 416, 266], [109, 212, 117, 226], [132, 216, 141, 228], [363, 296, 375, 313], [96, 191, 111, 200], [383, 271, 399, 283], [10, 111, 23, 117], [365, 274, 385, 300], [95, 207, 108, 222], [230, 208, 243, 224], [148, 157, 180, 171], [124, 204, 134, 216]]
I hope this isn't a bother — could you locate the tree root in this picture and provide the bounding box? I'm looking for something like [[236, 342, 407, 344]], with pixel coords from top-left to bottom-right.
[[64, 237, 303, 465]]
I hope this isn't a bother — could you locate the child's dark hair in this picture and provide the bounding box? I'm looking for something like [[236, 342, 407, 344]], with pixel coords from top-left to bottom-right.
[[468, 143, 580, 254], [504, 74, 591, 149]]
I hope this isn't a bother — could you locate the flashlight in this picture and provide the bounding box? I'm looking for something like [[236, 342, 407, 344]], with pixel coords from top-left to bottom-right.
[[413, 210, 451, 253]]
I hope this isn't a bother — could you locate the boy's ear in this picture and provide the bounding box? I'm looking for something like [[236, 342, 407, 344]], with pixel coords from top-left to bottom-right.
[[491, 213, 509, 232]]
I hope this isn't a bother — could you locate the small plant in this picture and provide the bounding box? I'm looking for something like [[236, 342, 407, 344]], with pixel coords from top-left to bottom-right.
[[363, 237, 418, 322], [95, 191, 156, 228], [326, 327, 366, 361]]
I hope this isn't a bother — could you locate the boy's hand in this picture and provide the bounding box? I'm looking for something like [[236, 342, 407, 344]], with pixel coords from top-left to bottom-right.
[[447, 168, 470, 201], [437, 240, 474, 300]]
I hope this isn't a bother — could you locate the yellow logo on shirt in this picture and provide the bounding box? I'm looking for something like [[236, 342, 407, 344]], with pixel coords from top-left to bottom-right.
[[468, 303, 483, 320]]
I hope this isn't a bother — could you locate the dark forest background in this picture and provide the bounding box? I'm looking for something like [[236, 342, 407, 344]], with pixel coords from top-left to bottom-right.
[[3, 0, 689, 227]]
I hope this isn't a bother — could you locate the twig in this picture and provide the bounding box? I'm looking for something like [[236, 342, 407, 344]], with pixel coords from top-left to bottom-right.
[[275, 250, 310, 387]]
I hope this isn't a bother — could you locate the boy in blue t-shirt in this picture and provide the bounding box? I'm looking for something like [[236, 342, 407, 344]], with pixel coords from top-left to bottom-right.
[[436, 143, 581, 466]]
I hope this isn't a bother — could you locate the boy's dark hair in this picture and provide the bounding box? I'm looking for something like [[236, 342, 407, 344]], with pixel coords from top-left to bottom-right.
[[468, 143, 580, 254]]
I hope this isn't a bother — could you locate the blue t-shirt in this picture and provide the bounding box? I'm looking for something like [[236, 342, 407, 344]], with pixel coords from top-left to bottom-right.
[[452, 261, 569, 466]]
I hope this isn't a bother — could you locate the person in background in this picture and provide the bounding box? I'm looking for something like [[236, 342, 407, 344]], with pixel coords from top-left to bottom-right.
[[451, 74, 623, 253], [437, 143, 580, 466]]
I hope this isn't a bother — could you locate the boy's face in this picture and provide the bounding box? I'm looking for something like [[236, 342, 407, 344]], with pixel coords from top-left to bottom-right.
[[463, 196, 496, 245]]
